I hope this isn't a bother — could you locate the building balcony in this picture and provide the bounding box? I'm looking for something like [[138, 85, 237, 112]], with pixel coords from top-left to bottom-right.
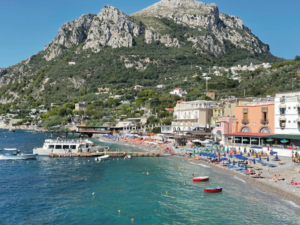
[[260, 119, 269, 125], [241, 119, 249, 125]]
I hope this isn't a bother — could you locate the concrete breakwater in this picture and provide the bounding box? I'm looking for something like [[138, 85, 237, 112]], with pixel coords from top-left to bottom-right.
[[49, 152, 167, 158]]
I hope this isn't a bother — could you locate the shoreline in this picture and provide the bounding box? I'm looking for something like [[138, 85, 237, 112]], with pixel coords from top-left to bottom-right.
[[98, 137, 300, 207], [175, 155, 300, 207]]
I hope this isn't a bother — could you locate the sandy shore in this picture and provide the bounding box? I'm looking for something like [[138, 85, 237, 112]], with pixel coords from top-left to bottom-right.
[[175, 155, 300, 207], [98, 137, 300, 206]]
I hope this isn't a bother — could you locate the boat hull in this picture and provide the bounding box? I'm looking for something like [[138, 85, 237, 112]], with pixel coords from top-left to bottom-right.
[[204, 187, 222, 193], [193, 176, 209, 182], [0, 154, 37, 160]]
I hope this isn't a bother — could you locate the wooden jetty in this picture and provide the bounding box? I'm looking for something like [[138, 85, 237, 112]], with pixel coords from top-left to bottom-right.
[[48, 152, 166, 158]]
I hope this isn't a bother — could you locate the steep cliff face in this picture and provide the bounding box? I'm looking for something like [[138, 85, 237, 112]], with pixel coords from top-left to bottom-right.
[[83, 5, 144, 52], [44, 14, 96, 61], [44, 6, 143, 60], [132, 0, 269, 56]]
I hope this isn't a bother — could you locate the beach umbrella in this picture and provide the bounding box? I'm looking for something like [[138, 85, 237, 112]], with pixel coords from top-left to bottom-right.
[[251, 139, 257, 142], [281, 139, 288, 143], [230, 154, 233, 158], [238, 161, 240, 167], [248, 152, 250, 157], [256, 153, 259, 158], [261, 150, 263, 155], [235, 138, 240, 141], [242, 139, 248, 142], [275, 154, 279, 160], [227, 149, 229, 154], [222, 147, 225, 151], [267, 156, 269, 161], [228, 159, 231, 164], [239, 146, 241, 151], [259, 155, 262, 161], [253, 159, 256, 164], [227, 147, 229, 151], [266, 138, 274, 142], [240, 151, 242, 156], [233, 161, 235, 165], [245, 164, 248, 170]]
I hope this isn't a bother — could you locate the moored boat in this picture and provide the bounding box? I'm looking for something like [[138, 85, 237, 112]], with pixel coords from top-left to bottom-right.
[[0, 148, 37, 160], [160, 153, 172, 157], [193, 176, 209, 182], [95, 155, 109, 161], [204, 186, 222, 193]]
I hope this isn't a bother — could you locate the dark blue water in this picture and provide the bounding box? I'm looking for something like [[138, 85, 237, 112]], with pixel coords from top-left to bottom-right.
[[0, 130, 299, 224]]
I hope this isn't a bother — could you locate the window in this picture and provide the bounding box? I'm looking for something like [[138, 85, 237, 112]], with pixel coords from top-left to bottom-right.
[[262, 112, 267, 121], [280, 108, 286, 115], [55, 145, 62, 149], [48, 145, 54, 149], [63, 145, 70, 149], [280, 121, 286, 127], [288, 107, 291, 110], [243, 113, 248, 120]]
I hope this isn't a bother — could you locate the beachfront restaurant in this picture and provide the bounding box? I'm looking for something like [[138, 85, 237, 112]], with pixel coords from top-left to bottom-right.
[[225, 132, 300, 156]]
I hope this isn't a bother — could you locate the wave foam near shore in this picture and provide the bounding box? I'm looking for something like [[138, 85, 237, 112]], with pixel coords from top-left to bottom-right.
[[233, 176, 246, 183], [190, 162, 210, 168]]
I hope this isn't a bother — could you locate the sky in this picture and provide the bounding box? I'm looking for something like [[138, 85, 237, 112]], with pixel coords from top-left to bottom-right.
[[0, 0, 299, 68]]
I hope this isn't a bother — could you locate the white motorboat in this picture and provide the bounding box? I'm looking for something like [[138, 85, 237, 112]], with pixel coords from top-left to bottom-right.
[[160, 153, 172, 157], [95, 155, 109, 161], [0, 148, 37, 160], [124, 155, 131, 159], [33, 139, 108, 156]]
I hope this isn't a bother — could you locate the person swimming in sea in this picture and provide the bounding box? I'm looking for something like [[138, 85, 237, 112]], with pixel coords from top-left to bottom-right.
[[184, 182, 186, 186], [146, 172, 149, 175]]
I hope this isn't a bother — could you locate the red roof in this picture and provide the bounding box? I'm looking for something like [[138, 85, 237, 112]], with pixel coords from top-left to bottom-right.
[[174, 88, 181, 90], [165, 108, 174, 111], [177, 100, 186, 103], [225, 132, 273, 137]]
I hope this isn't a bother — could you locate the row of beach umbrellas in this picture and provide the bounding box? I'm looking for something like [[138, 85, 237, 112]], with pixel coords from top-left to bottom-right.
[[234, 138, 289, 143]]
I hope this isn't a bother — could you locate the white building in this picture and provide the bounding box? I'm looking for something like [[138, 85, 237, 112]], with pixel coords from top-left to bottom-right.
[[275, 91, 300, 135], [170, 88, 187, 97], [172, 100, 217, 132], [157, 85, 165, 88], [161, 125, 172, 134]]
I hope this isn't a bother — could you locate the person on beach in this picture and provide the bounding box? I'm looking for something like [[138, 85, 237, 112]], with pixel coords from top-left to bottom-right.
[[278, 174, 285, 181], [289, 179, 295, 185], [271, 175, 277, 182]]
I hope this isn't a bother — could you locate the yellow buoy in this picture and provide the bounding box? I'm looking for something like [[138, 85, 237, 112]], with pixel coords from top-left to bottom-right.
[[56, 162, 58, 164], [12, 161, 14, 163], [166, 191, 168, 194], [118, 210, 121, 213]]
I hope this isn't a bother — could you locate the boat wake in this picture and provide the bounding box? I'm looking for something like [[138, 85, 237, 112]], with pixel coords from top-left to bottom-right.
[[233, 176, 246, 183], [190, 162, 210, 168]]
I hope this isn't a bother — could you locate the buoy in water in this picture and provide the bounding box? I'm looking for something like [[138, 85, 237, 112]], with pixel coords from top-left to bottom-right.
[[12, 161, 14, 164], [166, 191, 168, 194], [118, 210, 120, 213], [63, 162, 65, 164], [56, 162, 58, 164], [131, 218, 134, 222]]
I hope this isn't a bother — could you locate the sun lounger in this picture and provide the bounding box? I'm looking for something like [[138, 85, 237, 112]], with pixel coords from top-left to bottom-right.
[[278, 161, 285, 165], [261, 162, 268, 166], [268, 164, 277, 167]]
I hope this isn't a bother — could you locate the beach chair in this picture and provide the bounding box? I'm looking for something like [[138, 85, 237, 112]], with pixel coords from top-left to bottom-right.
[[278, 161, 285, 165]]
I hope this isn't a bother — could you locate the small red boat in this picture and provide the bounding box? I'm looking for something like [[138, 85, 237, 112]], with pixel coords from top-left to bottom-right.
[[193, 176, 209, 182], [204, 186, 222, 193]]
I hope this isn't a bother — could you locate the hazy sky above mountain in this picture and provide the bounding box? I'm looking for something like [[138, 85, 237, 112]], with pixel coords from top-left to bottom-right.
[[0, 0, 299, 67]]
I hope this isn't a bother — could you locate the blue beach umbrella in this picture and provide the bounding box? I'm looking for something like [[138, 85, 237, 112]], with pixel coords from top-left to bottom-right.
[[245, 164, 248, 170], [227, 149, 229, 154], [267, 156, 269, 161], [259, 155, 261, 161], [233, 161, 235, 165], [228, 159, 231, 164], [253, 159, 256, 164], [230, 154, 233, 158], [240, 151, 242, 156], [238, 161, 240, 167], [275, 154, 279, 160], [256, 153, 258, 158], [248, 153, 250, 157], [281, 139, 288, 143]]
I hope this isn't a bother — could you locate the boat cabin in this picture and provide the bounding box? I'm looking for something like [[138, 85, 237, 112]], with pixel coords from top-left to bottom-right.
[[43, 139, 91, 151]]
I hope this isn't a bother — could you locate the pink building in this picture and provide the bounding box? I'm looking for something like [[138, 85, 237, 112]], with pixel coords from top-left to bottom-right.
[[214, 117, 235, 145]]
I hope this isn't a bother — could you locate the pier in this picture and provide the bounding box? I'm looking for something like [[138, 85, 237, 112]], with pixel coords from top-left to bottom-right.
[[48, 152, 166, 158]]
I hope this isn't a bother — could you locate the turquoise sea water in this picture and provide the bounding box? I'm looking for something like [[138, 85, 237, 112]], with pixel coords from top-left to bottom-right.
[[0, 130, 299, 224]]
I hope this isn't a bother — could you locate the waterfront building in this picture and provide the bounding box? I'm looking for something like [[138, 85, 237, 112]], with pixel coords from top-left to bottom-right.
[[225, 97, 275, 146], [161, 125, 172, 134], [172, 100, 217, 133], [211, 98, 253, 127], [213, 117, 235, 144]]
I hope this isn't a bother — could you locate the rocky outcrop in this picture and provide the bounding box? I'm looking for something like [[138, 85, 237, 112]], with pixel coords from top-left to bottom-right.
[[132, 0, 269, 56], [44, 14, 96, 60], [83, 5, 144, 52], [145, 30, 180, 47]]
